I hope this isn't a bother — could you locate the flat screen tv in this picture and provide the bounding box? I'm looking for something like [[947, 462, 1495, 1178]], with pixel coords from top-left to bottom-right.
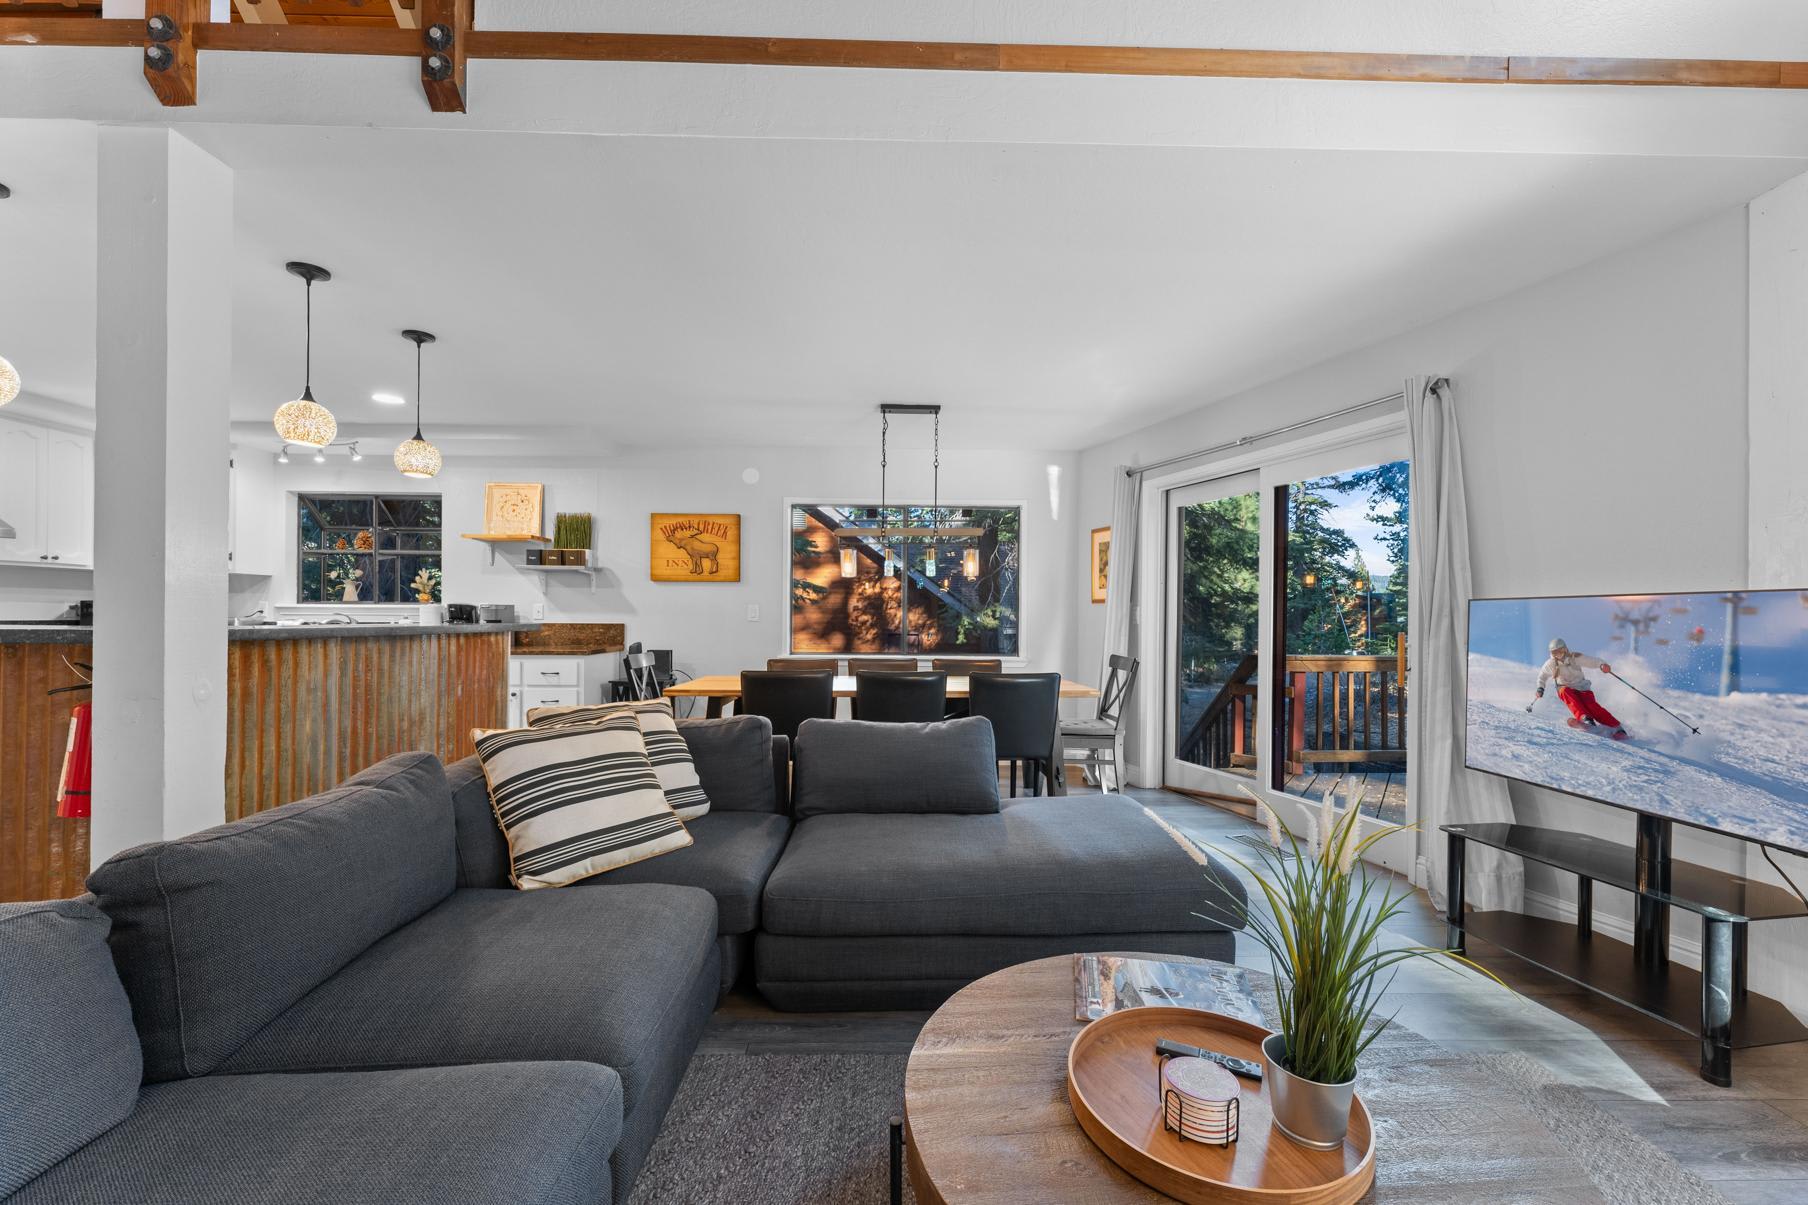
[[1466, 588, 1808, 853]]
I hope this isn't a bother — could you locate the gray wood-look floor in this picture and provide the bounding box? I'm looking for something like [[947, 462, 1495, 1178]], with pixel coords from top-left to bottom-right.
[[705, 784, 1808, 1199]]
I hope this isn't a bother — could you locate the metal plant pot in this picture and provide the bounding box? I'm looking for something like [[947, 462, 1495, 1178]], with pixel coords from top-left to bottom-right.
[[1261, 1032, 1356, 1150]]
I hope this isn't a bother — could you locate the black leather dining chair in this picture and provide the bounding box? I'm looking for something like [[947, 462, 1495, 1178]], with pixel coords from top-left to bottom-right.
[[969, 673, 1062, 797], [738, 670, 835, 743], [848, 658, 915, 718], [933, 658, 1003, 718], [853, 671, 947, 724]]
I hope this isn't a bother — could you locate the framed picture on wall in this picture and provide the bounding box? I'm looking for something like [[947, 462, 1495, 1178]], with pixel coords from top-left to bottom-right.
[[1091, 526, 1111, 604], [483, 483, 545, 537], [651, 513, 742, 582]]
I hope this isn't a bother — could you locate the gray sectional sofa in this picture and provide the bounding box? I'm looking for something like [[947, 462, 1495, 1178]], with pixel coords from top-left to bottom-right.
[[1, 713, 1243, 1205]]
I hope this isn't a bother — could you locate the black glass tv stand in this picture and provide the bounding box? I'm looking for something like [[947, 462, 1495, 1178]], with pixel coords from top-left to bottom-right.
[[1442, 818, 1808, 1085]]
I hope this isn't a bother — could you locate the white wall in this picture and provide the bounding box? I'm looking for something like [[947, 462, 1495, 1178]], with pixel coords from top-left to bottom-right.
[[1074, 205, 1788, 999], [1747, 173, 1808, 1016], [230, 442, 1081, 689]]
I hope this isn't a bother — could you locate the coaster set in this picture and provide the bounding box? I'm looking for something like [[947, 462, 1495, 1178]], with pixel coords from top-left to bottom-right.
[[1158, 1055, 1240, 1146]]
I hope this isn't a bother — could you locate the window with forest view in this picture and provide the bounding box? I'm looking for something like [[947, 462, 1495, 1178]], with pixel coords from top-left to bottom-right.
[[297, 494, 443, 605], [1277, 460, 1409, 821], [789, 505, 1020, 656]]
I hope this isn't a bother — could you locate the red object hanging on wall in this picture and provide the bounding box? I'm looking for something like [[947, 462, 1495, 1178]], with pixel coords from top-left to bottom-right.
[[56, 703, 92, 819]]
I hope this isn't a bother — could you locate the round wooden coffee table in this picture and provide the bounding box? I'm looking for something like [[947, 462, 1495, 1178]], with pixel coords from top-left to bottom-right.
[[903, 954, 1208, 1203]]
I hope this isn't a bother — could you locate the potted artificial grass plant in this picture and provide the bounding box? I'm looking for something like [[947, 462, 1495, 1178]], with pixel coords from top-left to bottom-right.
[[1208, 796, 1497, 1150]]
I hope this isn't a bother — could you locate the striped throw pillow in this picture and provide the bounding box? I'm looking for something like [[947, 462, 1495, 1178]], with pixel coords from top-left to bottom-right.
[[472, 715, 692, 890], [526, 700, 710, 820]]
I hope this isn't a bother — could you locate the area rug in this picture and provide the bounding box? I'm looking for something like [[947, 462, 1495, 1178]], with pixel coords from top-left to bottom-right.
[[627, 1043, 1730, 1205], [628, 1053, 916, 1205]]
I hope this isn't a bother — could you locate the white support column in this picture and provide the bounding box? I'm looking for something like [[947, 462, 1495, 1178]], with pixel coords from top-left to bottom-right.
[[91, 127, 233, 862]]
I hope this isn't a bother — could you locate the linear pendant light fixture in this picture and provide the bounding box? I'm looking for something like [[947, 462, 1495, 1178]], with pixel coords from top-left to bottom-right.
[[838, 404, 982, 579], [272, 261, 338, 449], [393, 329, 442, 479]]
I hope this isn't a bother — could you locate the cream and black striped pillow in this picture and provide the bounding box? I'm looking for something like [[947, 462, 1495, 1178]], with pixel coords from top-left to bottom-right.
[[472, 714, 692, 890], [526, 700, 710, 820]]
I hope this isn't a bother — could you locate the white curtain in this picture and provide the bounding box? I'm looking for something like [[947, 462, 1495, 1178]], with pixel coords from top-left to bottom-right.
[[1099, 466, 1142, 690], [1406, 377, 1524, 912]]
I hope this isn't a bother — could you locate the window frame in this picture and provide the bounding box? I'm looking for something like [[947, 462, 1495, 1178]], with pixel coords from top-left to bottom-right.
[[295, 492, 444, 605], [783, 497, 1028, 660]]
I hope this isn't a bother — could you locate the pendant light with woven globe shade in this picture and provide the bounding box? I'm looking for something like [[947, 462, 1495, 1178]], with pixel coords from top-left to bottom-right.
[[394, 329, 442, 479], [0, 354, 20, 408], [271, 262, 337, 449]]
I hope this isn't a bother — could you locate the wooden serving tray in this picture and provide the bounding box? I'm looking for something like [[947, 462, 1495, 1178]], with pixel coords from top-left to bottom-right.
[[1067, 1006, 1375, 1205]]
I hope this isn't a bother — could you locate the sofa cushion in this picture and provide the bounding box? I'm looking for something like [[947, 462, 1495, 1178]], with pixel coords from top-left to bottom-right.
[[529, 700, 710, 820], [87, 751, 457, 1083], [0, 900, 142, 1198], [579, 810, 790, 934], [791, 717, 999, 818], [676, 715, 780, 813], [763, 794, 1246, 937], [5, 1061, 620, 1205], [473, 717, 692, 890], [217, 883, 719, 1200]]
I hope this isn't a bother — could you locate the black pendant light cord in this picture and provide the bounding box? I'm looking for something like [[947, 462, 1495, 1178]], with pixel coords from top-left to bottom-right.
[[413, 338, 425, 440], [879, 411, 889, 541], [302, 278, 313, 396]]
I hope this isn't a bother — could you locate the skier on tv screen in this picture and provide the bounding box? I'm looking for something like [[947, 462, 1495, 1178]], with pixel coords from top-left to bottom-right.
[[1528, 637, 1629, 740]]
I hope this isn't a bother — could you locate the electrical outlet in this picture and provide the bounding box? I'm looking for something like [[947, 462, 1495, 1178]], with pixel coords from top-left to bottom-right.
[[746, 604, 760, 622], [531, 602, 545, 621]]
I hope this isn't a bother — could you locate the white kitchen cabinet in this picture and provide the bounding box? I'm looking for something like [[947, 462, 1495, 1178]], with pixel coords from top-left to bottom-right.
[[43, 429, 93, 569], [228, 450, 280, 577], [0, 415, 91, 568]]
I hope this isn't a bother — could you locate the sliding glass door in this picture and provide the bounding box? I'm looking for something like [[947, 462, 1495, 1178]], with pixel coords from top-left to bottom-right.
[[1157, 431, 1414, 871], [1164, 472, 1262, 797]]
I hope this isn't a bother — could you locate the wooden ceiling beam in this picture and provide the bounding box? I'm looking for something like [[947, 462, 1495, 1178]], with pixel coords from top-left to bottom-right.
[[416, 0, 467, 112], [141, 0, 205, 106], [8, 19, 1808, 95]]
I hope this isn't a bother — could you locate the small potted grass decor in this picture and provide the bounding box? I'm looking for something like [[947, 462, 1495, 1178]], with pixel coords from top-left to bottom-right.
[[552, 512, 592, 567], [1205, 794, 1497, 1150]]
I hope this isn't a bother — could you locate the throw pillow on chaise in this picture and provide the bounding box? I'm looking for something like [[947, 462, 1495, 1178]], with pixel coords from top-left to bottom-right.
[[527, 700, 711, 820], [472, 713, 692, 890]]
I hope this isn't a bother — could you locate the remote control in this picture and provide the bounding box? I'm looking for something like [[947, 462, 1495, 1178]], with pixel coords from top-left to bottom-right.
[[1155, 1037, 1264, 1081]]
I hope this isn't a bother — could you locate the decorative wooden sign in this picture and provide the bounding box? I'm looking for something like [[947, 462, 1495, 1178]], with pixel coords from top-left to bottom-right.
[[1092, 526, 1111, 604], [651, 513, 741, 582], [483, 482, 545, 537]]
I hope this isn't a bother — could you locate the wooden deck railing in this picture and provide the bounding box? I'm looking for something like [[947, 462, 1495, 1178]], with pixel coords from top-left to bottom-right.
[[1284, 639, 1407, 772], [1176, 640, 1407, 775]]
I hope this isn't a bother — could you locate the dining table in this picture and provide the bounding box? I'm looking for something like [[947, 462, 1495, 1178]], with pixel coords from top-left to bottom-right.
[[664, 674, 1099, 718]]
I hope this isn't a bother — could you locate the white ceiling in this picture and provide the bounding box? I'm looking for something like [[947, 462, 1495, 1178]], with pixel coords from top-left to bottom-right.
[[3, 118, 1802, 452]]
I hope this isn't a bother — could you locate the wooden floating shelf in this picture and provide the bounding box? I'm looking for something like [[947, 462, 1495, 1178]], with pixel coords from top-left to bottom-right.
[[462, 532, 548, 567]]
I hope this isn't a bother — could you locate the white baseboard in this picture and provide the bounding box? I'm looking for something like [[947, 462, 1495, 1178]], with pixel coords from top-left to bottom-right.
[[1521, 887, 1703, 972]]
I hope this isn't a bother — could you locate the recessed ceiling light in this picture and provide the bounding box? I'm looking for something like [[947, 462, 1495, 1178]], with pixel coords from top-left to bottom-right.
[[371, 392, 406, 405]]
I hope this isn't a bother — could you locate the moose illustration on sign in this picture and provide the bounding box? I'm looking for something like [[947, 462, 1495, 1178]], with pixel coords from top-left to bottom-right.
[[650, 513, 742, 582]]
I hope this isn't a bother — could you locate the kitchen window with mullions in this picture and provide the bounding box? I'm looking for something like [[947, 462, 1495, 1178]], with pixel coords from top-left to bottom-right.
[[297, 493, 444, 604]]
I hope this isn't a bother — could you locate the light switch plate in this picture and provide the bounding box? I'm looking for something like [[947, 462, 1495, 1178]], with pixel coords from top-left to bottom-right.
[[746, 604, 760, 622], [531, 602, 545, 621]]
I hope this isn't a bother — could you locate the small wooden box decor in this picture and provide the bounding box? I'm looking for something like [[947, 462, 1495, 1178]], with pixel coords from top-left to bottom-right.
[[541, 549, 566, 566], [1091, 526, 1111, 604], [651, 513, 741, 583], [483, 483, 545, 537]]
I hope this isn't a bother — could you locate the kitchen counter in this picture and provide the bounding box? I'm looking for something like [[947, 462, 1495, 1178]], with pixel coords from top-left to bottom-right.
[[0, 622, 539, 644]]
